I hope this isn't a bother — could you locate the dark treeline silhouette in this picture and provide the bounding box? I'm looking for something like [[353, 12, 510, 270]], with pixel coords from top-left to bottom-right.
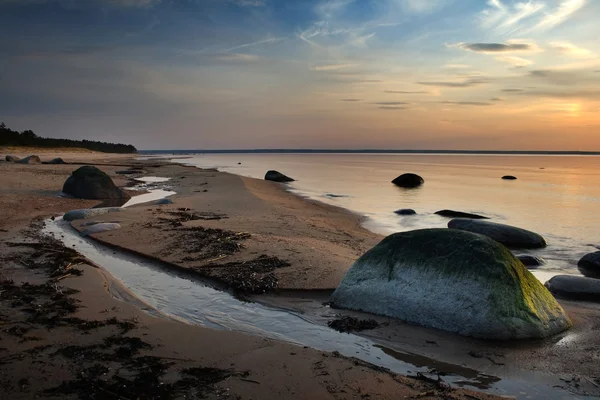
[[0, 122, 137, 153]]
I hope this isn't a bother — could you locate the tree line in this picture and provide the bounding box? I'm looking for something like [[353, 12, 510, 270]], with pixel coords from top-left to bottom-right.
[[0, 122, 137, 154]]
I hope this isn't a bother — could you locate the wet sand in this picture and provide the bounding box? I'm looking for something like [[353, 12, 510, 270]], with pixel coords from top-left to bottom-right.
[[0, 152, 501, 400]]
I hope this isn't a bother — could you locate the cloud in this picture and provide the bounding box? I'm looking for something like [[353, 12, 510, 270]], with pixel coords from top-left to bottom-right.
[[550, 41, 595, 58], [533, 0, 586, 32], [515, 89, 600, 100], [502, 88, 524, 92], [233, 0, 266, 6], [454, 41, 540, 53], [417, 78, 488, 88], [221, 37, 284, 53], [440, 101, 493, 106], [349, 32, 376, 47], [383, 90, 429, 94], [213, 53, 261, 62], [399, 0, 446, 13], [340, 98, 362, 102], [372, 101, 410, 105], [378, 106, 407, 110], [490, 97, 504, 101], [444, 64, 470, 69], [0, 0, 161, 6], [529, 70, 549, 77], [310, 63, 356, 71], [496, 55, 534, 67]]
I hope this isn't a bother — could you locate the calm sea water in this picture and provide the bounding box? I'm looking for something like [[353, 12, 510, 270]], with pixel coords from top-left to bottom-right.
[[174, 154, 600, 275]]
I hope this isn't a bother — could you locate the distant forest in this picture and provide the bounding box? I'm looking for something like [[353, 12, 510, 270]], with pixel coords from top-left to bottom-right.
[[0, 122, 137, 154]]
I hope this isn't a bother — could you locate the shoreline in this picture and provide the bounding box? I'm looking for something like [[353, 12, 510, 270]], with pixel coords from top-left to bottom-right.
[[0, 152, 503, 400], [64, 158, 600, 396]]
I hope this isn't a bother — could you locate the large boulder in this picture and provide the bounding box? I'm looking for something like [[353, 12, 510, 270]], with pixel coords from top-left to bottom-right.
[[264, 170, 295, 183], [502, 175, 517, 180], [435, 210, 488, 219], [394, 209, 416, 215], [392, 173, 424, 188], [5, 155, 20, 162], [448, 219, 546, 249], [331, 229, 571, 339], [545, 275, 600, 302], [578, 252, 600, 279], [17, 155, 41, 164], [62, 166, 130, 201]]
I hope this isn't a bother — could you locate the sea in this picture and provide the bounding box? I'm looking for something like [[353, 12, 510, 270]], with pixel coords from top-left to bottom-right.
[[156, 153, 600, 276]]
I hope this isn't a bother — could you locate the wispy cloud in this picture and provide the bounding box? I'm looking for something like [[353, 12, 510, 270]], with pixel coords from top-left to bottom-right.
[[496, 55, 534, 66], [340, 98, 362, 102], [372, 101, 410, 105], [399, 0, 446, 13], [221, 37, 284, 53], [490, 97, 504, 101], [213, 53, 261, 62], [233, 0, 266, 7], [453, 40, 541, 54], [378, 106, 407, 110], [418, 78, 488, 88], [444, 64, 470, 69], [502, 88, 524, 92], [310, 63, 356, 71], [384, 90, 429, 94], [550, 41, 595, 58], [533, 0, 586, 32], [441, 101, 493, 106], [0, 0, 162, 6]]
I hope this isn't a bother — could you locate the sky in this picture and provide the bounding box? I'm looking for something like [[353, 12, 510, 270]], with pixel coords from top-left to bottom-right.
[[1, 0, 599, 150]]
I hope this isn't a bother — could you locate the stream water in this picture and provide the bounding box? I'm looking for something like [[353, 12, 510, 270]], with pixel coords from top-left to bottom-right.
[[44, 213, 592, 399]]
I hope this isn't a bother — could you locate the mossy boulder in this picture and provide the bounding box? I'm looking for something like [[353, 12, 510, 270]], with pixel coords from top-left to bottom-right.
[[448, 219, 546, 249], [264, 170, 294, 183], [392, 173, 424, 188], [62, 166, 130, 200], [331, 229, 571, 339]]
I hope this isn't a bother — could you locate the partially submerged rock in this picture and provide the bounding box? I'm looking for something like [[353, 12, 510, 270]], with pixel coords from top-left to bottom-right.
[[331, 228, 571, 339], [448, 219, 546, 249], [64, 207, 121, 222], [394, 209, 416, 215], [62, 166, 130, 200], [502, 175, 517, 180], [17, 155, 41, 164], [153, 198, 174, 205], [264, 170, 295, 183], [578, 251, 600, 279], [545, 275, 600, 302], [47, 157, 66, 164], [391, 173, 424, 188], [435, 210, 488, 219], [517, 255, 546, 268], [80, 223, 121, 237]]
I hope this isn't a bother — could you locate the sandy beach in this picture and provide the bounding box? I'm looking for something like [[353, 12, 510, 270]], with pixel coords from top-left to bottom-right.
[[0, 151, 509, 400]]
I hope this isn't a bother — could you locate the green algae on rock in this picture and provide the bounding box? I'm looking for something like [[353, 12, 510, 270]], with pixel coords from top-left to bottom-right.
[[331, 228, 571, 340]]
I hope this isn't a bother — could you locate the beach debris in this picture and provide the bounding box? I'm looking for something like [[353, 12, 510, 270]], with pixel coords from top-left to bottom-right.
[[264, 170, 295, 183], [63, 207, 121, 221], [392, 173, 424, 188], [448, 219, 547, 249], [517, 254, 546, 268], [199, 255, 290, 293], [502, 175, 517, 180], [394, 209, 417, 215], [327, 316, 379, 333], [545, 275, 600, 302], [62, 166, 130, 200], [435, 210, 488, 219], [331, 228, 571, 339], [16, 155, 41, 164], [578, 251, 600, 279]]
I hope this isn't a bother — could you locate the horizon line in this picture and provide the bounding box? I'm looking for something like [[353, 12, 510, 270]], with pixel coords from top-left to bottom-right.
[[139, 149, 600, 155]]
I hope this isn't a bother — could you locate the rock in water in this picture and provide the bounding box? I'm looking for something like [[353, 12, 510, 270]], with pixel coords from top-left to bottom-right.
[[62, 166, 130, 200], [578, 251, 600, 278], [48, 157, 66, 164], [392, 173, 424, 188], [448, 219, 546, 249], [394, 209, 416, 215], [5, 155, 20, 162], [435, 210, 488, 219], [331, 229, 570, 339], [80, 223, 121, 237], [545, 275, 600, 302], [517, 255, 546, 268], [264, 170, 295, 183], [17, 155, 41, 164], [502, 175, 517, 180]]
